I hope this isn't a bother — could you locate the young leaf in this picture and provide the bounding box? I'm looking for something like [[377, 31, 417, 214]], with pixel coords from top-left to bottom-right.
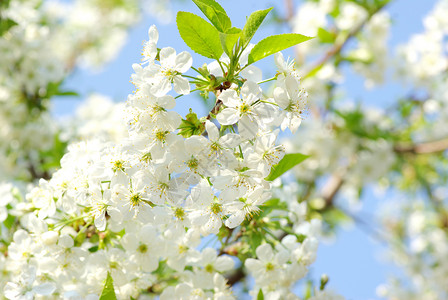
[[178, 109, 205, 137], [177, 12, 223, 60], [99, 272, 117, 300], [241, 7, 272, 47], [0, 18, 17, 36], [265, 153, 309, 181], [248, 33, 313, 64], [192, 0, 231, 32], [219, 27, 241, 56], [0, 0, 11, 9], [317, 27, 335, 44], [257, 289, 265, 300]]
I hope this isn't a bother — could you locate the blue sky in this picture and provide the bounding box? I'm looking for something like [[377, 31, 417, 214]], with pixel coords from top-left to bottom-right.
[[54, 0, 438, 298]]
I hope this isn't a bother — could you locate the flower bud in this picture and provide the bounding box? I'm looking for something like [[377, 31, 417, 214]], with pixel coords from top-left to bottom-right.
[[320, 274, 329, 290]]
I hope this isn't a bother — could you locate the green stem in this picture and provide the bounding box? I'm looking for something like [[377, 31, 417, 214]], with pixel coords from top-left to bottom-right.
[[56, 215, 89, 229], [75, 220, 93, 241], [217, 60, 227, 76], [260, 100, 279, 106], [228, 46, 244, 80], [175, 88, 200, 99], [191, 66, 202, 75], [257, 77, 277, 85], [229, 126, 244, 158], [182, 74, 207, 82]]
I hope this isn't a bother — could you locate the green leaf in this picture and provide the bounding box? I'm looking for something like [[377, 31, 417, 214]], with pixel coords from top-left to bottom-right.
[[248, 231, 263, 255], [178, 109, 205, 137], [265, 153, 309, 181], [0, 0, 12, 9], [88, 245, 99, 253], [3, 214, 15, 230], [241, 7, 272, 47], [257, 289, 265, 300], [248, 33, 313, 64], [303, 63, 324, 79], [40, 132, 68, 172], [99, 272, 117, 300], [317, 27, 335, 44], [45, 81, 79, 99], [0, 18, 17, 36], [297, 234, 306, 243], [191, 0, 231, 32], [177, 12, 223, 59], [260, 198, 288, 213], [219, 27, 241, 56]]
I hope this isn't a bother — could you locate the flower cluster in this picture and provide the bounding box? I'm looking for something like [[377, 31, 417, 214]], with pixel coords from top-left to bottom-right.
[[378, 200, 448, 300], [0, 23, 338, 299], [0, 0, 144, 181], [397, 0, 448, 85], [63, 94, 128, 144]]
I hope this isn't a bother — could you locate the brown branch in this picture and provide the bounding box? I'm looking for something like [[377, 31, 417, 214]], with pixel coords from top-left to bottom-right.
[[218, 228, 234, 256], [206, 99, 222, 120], [205, 83, 229, 120], [321, 171, 345, 207], [394, 138, 448, 154], [284, 0, 294, 21], [226, 267, 245, 286], [320, 137, 448, 208], [321, 136, 448, 207], [28, 163, 51, 181]]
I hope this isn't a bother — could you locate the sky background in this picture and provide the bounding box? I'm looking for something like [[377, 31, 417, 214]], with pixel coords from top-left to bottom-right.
[[53, 0, 438, 299]]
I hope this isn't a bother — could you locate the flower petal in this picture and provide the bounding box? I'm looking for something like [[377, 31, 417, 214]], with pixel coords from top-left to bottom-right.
[[160, 47, 177, 69], [241, 81, 261, 102], [217, 108, 239, 125], [238, 115, 258, 139], [219, 133, 241, 148], [148, 25, 159, 44], [173, 76, 190, 95], [256, 243, 274, 262], [157, 95, 176, 109], [215, 256, 235, 272], [273, 87, 289, 109], [219, 90, 240, 108], [240, 65, 262, 83], [151, 78, 171, 96], [175, 51, 193, 73], [274, 52, 286, 71], [205, 120, 219, 141], [33, 283, 56, 295]]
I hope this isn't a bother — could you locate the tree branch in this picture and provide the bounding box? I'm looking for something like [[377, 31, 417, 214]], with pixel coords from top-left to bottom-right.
[[284, 0, 294, 21], [394, 138, 448, 154], [226, 267, 246, 286], [321, 136, 448, 208], [321, 171, 345, 207]]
